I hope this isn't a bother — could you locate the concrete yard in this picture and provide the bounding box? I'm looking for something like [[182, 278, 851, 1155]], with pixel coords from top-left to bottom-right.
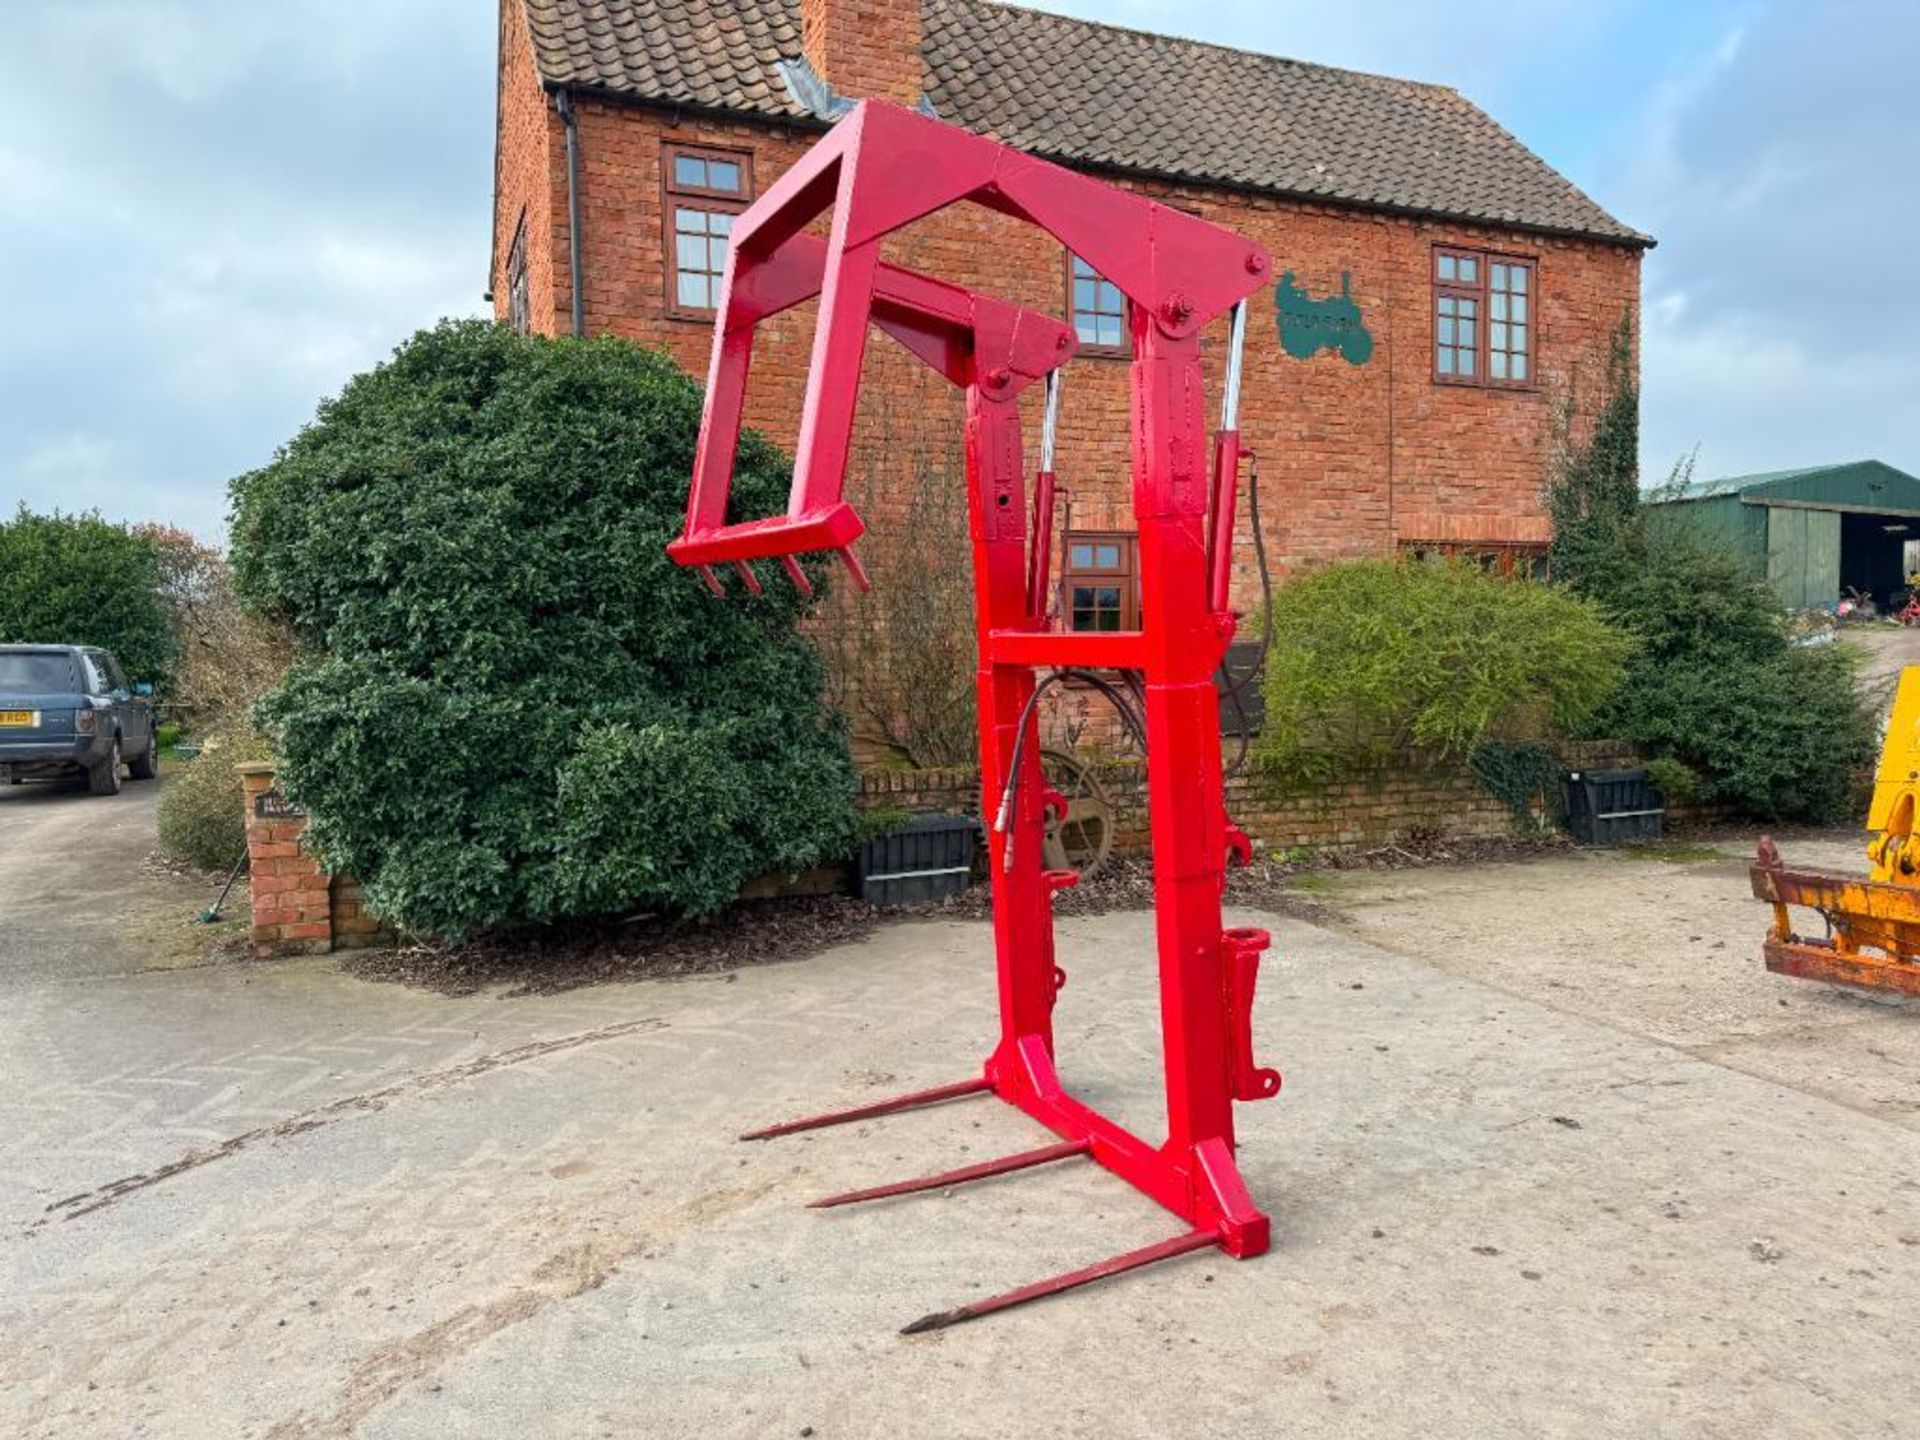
[[2, 786, 1917, 1437]]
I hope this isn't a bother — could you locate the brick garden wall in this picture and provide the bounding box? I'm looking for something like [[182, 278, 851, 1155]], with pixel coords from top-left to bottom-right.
[[856, 740, 1665, 859], [236, 742, 1687, 956]]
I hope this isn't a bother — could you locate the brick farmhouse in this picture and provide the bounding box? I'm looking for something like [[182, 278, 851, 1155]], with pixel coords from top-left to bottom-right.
[[490, 0, 1649, 752]]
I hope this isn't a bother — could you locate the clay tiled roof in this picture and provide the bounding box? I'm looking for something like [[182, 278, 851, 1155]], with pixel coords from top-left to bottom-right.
[[523, 0, 809, 117], [519, 0, 1649, 246]]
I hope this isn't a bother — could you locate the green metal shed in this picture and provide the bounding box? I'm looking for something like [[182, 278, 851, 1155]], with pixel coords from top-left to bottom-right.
[[1645, 460, 1920, 611]]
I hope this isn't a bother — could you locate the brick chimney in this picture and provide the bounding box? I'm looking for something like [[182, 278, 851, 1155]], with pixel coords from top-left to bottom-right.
[[801, 0, 925, 107]]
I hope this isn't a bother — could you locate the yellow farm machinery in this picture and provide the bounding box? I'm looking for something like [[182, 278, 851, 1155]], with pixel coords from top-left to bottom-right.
[[1751, 666, 1920, 997]]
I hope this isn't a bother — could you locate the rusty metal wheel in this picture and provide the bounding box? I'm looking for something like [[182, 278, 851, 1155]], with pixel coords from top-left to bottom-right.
[[1039, 748, 1117, 878]]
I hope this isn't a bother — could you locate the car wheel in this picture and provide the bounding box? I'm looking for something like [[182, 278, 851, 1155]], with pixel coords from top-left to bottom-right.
[[128, 733, 159, 781], [88, 739, 123, 796]]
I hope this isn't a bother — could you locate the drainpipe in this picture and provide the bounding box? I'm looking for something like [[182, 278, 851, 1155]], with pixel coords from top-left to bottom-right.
[[556, 87, 584, 337]]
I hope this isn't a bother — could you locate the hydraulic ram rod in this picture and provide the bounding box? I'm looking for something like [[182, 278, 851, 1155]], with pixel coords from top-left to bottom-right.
[[1208, 300, 1249, 615]]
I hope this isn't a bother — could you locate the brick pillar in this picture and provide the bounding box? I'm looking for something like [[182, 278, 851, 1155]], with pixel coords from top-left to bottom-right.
[[801, 0, 924, 105], [328, 875, 394, 951], [237, 761, 335, 957]]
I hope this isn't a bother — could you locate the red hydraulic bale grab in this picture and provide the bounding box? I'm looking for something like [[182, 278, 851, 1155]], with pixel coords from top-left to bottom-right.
[[666, 100, 1281, 1330]]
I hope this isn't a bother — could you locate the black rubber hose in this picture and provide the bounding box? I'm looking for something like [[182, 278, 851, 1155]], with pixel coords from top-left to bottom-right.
[[1220, 455, 1273, 778], [992, 666, 1148, 873]]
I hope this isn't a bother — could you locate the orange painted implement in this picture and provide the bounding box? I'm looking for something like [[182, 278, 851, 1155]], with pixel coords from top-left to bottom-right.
[[1751, 665, 1920, 997]]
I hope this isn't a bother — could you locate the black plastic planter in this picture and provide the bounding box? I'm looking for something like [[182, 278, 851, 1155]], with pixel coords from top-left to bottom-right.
[[856, 812, 977, 905], [1564, 767, 1666, 845]]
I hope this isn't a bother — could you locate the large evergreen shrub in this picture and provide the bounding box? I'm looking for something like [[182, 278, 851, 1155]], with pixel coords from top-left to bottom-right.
[[1255, 557, 1631, 789], [229, 320, 856, 938], [1550, 316, 1875, 822]]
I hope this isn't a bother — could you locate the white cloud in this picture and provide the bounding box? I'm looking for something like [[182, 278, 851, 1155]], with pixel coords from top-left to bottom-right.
[[1, 0, 1911, 542], [131, 227, 479, 403], [0, 0, 491, 538], [1605, 2, 1920, 482]]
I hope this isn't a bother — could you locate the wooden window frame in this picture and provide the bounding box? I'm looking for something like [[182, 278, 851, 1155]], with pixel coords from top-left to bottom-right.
[[662, 143, 753, 321], [1065, 252, 1130, 359], [1400, 540, 1549, 580], [1062, 531, 1140, 631], [505, 212, 530, 335], [1432, 245, 1536, 390]]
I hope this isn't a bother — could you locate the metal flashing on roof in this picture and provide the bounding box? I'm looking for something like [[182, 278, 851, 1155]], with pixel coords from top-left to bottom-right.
[[776, 55, 856, 121]]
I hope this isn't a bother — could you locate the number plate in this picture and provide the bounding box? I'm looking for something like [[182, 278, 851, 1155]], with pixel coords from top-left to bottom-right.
[[0, 710, 36, 727]]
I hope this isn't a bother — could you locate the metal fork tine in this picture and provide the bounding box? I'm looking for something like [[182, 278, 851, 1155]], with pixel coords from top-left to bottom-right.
[[779, 555, 814, 598], [739, 1076, 992, 1141], [901, 1229, 1219, 1334], [837, 544, 872, 593], [810, 1139, 1088, 1209]]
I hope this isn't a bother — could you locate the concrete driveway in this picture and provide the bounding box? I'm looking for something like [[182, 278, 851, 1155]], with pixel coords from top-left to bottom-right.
[[1, 793, 1916, 1438], [0, 774, 228, 984]]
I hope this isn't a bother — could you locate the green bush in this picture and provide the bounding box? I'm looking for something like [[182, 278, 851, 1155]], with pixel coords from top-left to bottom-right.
[[1641, 755, 1702, 806], [1548, 315, 1876, 823], [229, 320, 858, 939], [1255, 557, 1632, 788], [156, 730, 268, 871], [1585, 532, 1874, 821], [0, 507, 176, 688]]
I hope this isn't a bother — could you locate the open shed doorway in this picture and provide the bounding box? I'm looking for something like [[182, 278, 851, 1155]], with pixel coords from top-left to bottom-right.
[[1841, 511, 1916, 609]]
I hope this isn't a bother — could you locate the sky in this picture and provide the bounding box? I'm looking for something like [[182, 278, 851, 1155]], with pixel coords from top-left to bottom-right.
[[1, 1, 1915, 540]]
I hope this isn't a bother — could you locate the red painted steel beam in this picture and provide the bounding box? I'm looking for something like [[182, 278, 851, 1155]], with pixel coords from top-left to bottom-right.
[[809, 1138, 1090, 1209], [985, 629, 1148, 669], [900, 1229, 1219, 1334], [739, 1077, 991, 1141], [991, 1033, 1271, 1255]]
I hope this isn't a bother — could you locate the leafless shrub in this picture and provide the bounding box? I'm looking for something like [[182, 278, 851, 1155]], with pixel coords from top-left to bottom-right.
[[818, 396, 979, 768], [136, 523, 295, 728]]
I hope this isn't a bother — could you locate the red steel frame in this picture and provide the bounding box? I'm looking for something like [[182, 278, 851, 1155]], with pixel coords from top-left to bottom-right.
[[667, 100, 1282, 1329]]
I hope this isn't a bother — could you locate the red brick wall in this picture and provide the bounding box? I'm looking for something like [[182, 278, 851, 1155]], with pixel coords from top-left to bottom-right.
[[855, 741, 1707, 860], [502, 88, 1639, 600], [494, 10, 1641, 767], [491, 0, 566, 333], [803, 0, 925, 104]]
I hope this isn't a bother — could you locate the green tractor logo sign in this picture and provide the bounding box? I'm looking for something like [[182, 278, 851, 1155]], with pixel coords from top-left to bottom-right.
[[1275, 271, 1373, 365]]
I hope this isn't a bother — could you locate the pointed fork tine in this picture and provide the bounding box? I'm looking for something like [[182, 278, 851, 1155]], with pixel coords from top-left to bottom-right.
[[779, 555, 814, 598], [837, 544, 872, 593], [809, 1139, 1088, 1210], [901, 1229, 1219, 1334], [697, 565, 725, 597], [739, 1076, 992, 1141], [733, 560, 764, 595]]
